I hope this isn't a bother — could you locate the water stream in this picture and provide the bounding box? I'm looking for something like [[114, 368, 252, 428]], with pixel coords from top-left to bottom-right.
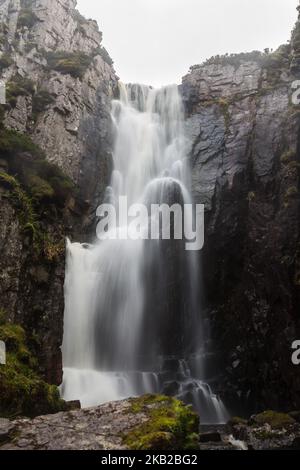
[[61, 83, 228, 424]]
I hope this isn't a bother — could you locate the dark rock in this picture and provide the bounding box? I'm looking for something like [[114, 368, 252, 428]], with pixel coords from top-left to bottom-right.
[[65, 401, 81, 411], [199, 432, 222, 443], [162, 381, 180, 396], [182, 16, 300, 413]]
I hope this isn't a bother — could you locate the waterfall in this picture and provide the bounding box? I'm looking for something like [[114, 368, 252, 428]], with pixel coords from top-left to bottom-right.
[[61, 83, 229, 424]]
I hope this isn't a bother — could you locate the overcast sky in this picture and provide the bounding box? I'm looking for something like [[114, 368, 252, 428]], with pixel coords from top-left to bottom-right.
[[77, 0, 299, 87]]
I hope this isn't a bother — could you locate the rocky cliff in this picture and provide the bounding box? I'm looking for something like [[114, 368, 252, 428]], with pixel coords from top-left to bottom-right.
[[0, 0, 117, 414], [182, 10, 300, 414]]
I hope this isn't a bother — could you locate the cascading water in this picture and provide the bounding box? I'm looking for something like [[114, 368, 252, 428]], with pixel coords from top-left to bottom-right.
[[61, 83, 228, 424]]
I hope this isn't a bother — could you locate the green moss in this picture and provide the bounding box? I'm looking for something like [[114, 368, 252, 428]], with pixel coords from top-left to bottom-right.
[[252, 411, 296, 430], [0, 53, 13, 72], [0, 322, 66, 418], [45, 51, 93, 79], [123, 394, 199, 450]]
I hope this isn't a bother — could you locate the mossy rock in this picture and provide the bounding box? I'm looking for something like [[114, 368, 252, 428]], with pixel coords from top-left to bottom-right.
[[123, 394, 199, 450], [251, 411, 296, 430], [228, 416, 248, 427], [0, 321, 66, 418]]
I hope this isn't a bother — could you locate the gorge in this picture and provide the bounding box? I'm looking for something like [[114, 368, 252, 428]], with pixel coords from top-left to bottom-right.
[[0, 0, 300, 448]]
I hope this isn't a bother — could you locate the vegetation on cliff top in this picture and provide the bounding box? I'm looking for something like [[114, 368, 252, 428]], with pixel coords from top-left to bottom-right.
[[123, 395, 199, 450], [0, 314, 66, 419], [198, 44, 291, 70]]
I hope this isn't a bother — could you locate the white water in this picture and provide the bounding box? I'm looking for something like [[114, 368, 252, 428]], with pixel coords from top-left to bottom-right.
[[61, 83, 229, 424]]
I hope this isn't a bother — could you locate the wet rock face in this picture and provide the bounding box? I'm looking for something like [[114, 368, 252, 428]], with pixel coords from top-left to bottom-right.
[[0, 0, 118, 386], [182, 36, 300, 412]]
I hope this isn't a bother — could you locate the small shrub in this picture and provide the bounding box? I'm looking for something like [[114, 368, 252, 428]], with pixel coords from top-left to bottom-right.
[[45, 51, 93, 79], [92, 46, 114, 66], [0, 128, 40, 156], [0, 53, 13, 72], [17, 9, 39, 29], [25, 173, 55, 200], [32, 90, 55, 120], [6, 75, 35, 107]]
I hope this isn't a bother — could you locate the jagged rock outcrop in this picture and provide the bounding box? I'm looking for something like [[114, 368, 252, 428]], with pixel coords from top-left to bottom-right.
[[0, 0, 118, 395], [182, 13, 300, 413]]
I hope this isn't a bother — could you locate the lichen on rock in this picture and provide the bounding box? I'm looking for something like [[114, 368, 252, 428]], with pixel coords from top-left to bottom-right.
[[123, 394, 200, 450]]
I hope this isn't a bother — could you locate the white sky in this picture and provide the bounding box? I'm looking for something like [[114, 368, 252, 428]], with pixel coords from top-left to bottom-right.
[[77, 0, 299, 87]]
